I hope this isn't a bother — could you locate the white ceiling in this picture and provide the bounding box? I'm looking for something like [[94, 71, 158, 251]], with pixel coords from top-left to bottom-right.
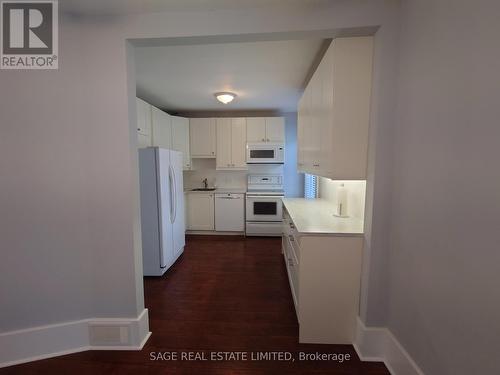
[[135, 39, 325, 112], [60, 0, 332, 16]]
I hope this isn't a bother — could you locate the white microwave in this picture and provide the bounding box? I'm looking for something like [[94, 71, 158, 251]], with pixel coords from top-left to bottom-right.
[[246, 143, 285, 164]]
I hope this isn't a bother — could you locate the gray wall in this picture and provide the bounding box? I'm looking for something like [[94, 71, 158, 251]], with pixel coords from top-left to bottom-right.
[[385, 0, 500, 374], [359, 5, 400, 325], [0, 20, 145, 331]]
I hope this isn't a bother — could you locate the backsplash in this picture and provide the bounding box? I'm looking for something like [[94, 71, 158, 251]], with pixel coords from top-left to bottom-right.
[[183, 159, 246, 189], [318, 177, 366, 219], [183, 160, 285, 190]]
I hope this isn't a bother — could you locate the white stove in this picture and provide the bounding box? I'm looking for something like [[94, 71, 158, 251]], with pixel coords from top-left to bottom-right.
[[246, 174, 284, 237]]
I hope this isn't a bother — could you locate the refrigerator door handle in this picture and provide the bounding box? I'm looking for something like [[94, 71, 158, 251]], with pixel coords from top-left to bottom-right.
[[172, 167, 177, 223], [169, 165, 177, 224], [169, 165, 175, 224]]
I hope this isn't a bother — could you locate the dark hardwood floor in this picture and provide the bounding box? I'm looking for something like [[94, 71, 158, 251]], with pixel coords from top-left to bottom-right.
[[2, 235, 389, 374]]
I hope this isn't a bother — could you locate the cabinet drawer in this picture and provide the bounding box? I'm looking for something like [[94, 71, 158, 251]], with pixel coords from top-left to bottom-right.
[[284, 236, 299, 313], [282, 217, 290, 236], [282, 211, 296, 238], [287, 233, 300, 265]]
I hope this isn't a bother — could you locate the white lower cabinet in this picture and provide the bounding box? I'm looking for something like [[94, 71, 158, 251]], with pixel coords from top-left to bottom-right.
[[282, 208, 363, 344], [186, 192, 214, 231]]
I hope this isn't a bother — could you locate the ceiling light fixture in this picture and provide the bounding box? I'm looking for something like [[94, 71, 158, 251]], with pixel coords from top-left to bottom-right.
[[214, 92, 236, 104]]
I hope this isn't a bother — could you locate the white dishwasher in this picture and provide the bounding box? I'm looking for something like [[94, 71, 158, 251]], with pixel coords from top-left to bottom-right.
[[215, 193, 245, 232]]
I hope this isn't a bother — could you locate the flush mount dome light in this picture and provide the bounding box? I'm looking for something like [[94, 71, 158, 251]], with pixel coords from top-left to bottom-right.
[[215, 92, 236, 104]]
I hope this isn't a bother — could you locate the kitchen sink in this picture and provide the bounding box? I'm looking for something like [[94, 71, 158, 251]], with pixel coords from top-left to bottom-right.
[[191, 188, 216, 191]]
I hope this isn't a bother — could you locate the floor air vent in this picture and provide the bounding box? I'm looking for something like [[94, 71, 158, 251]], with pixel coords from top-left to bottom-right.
[[89, 324, 130, 346]]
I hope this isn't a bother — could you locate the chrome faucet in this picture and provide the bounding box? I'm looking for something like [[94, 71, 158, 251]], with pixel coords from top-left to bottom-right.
[[202, 178, 208, 189]]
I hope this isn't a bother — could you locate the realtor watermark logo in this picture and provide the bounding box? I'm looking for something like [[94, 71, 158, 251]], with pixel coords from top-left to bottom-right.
[[1, 0, 58, 69]]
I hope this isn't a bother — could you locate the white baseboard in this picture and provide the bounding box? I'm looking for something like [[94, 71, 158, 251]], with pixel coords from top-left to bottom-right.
[[186, 230, 245, 235], [353, 317, 425, 375], [0, 308, 151, 368]]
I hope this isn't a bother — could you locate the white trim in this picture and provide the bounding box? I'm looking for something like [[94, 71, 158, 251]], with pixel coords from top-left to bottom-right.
[[0, 308, 151, 368], [186, 230, 245, 235], [353, 317, 425, 375], [0, 347, 91, 369], [89, 331, 152, 351]]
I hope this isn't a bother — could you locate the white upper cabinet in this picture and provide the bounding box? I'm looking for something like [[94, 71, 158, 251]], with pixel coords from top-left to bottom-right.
[[297, 97, 305, 169], [297, 85, 316, 171], [171, 116, 191, 170], [145, 101, 190, 169], [265, 117, 285, 142], [216, 118, 247, 170], [246, 117, 285, 143], [136, 98, 151, 136], [297, 36, 374, 180], [190, 118, 216, 158], [246, 118, 266, 142], [136, 98, 152, 148], [230, 118, 247, 168], [216, 118, 232, 169], [151, 106, 172, 149], [309, 70, 323, 172], [137, 132, 151, 149]]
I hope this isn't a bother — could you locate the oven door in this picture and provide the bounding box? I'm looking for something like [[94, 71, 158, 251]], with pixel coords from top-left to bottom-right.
[[246, 195, 283, 222]]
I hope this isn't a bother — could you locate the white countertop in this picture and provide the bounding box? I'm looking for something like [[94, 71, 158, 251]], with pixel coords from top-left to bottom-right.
[[184, 187, 246, 194], [282, 198, 364, 236]]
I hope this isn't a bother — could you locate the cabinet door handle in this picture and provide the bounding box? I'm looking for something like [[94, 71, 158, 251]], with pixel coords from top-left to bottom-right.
[[262, 138, 265, 142], [267, 138, 270, 142], [313, 163, 320, 167]]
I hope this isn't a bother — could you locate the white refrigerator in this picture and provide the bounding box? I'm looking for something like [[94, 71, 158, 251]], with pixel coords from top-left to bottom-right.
[[138, 147, 185, 276]]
